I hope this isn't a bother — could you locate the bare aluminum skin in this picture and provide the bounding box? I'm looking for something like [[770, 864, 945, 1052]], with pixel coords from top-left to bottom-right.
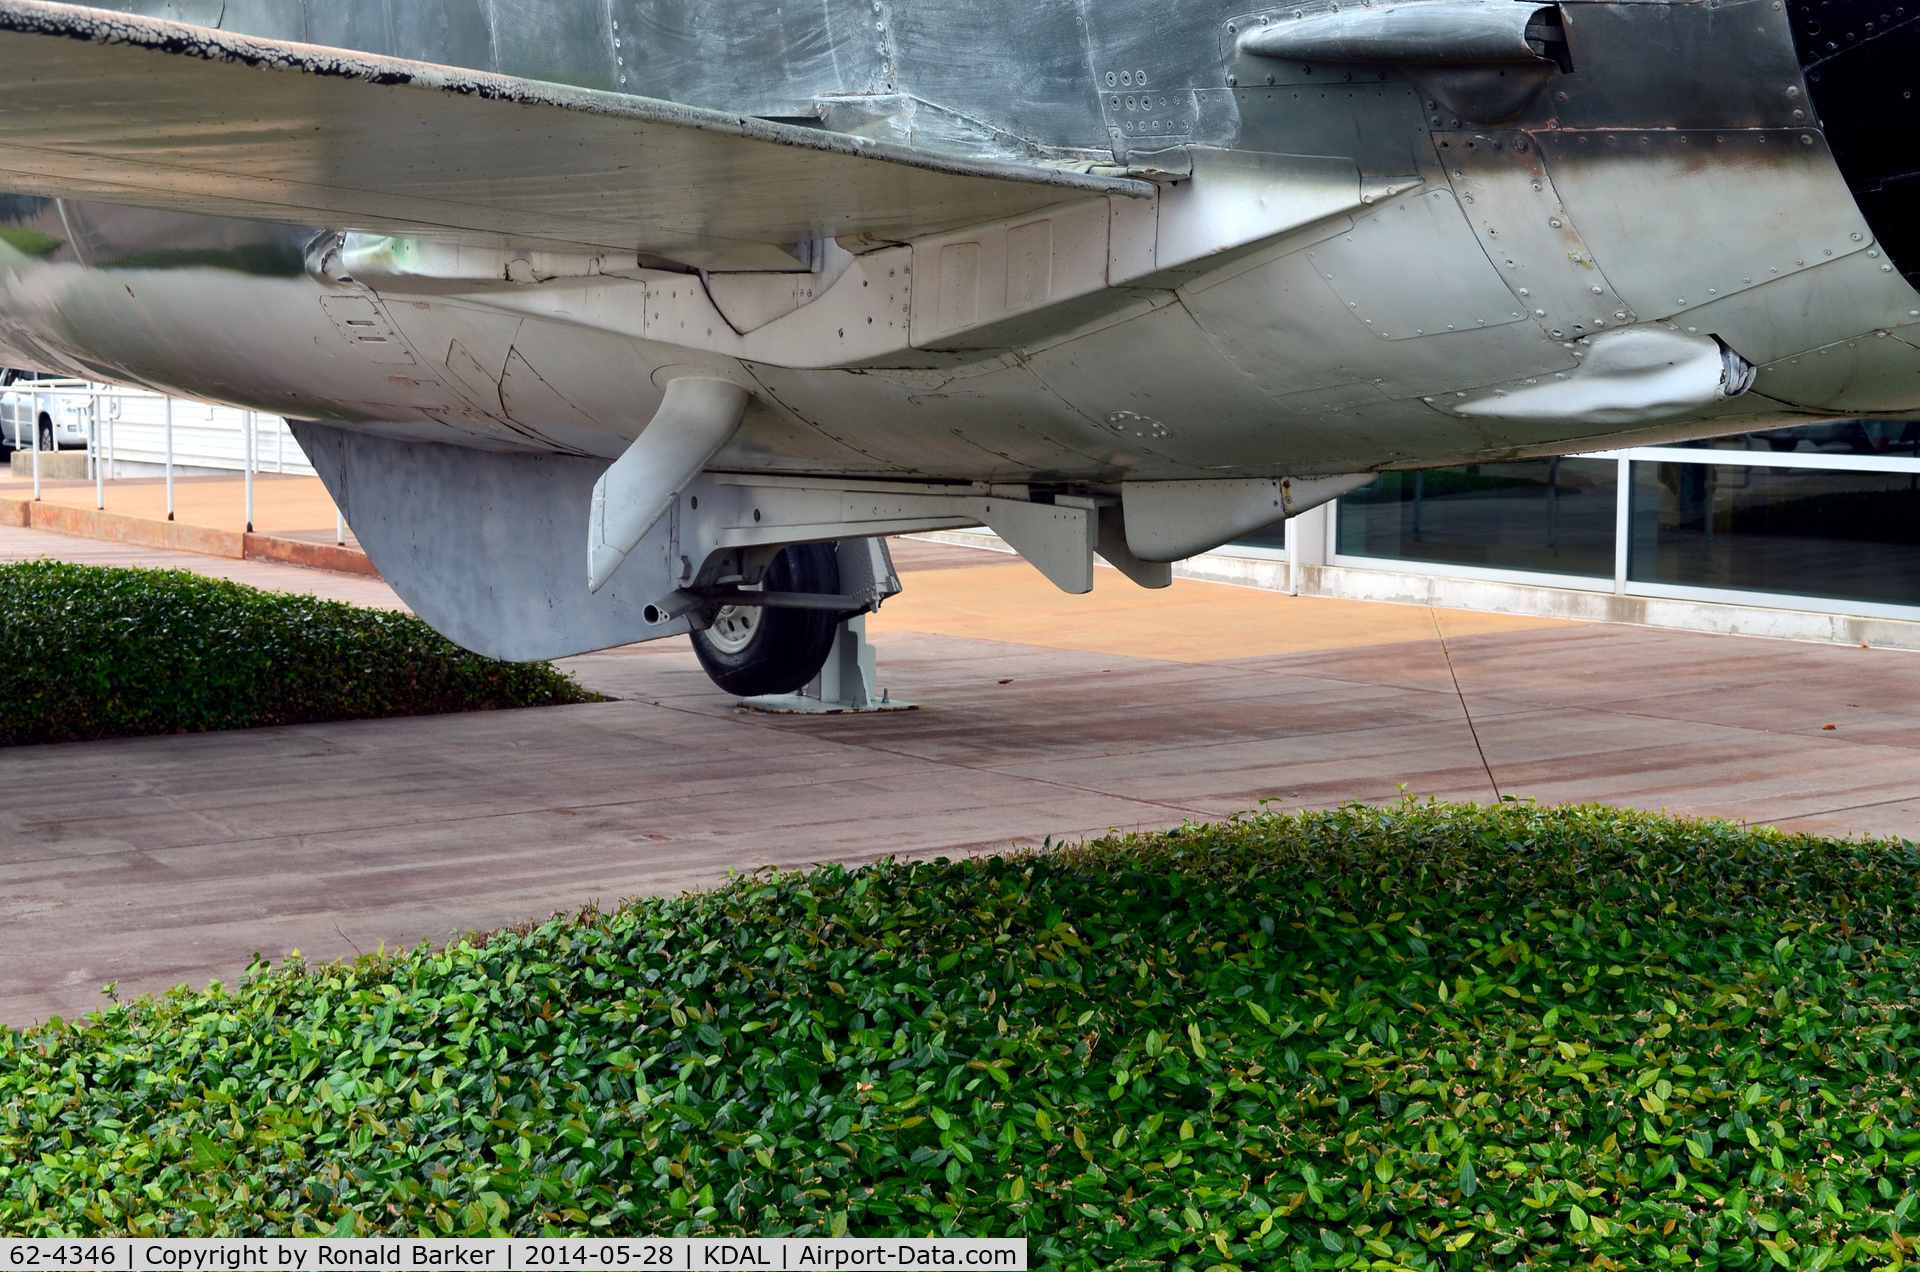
[[0, 0, 1912, 658]]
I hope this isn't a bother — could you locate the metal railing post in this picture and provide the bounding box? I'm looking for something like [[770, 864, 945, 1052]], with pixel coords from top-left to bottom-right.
[[243, 410, 254, 533], [164, 396, 174, 520], [29, 396, 39, 502], [92, 390, 102, 509], [336, 509, 346, 546], [1613, 453, 1631, 594]]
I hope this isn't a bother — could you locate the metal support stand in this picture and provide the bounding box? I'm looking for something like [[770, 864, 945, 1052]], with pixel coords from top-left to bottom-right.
[[739, 615, 915, 714]]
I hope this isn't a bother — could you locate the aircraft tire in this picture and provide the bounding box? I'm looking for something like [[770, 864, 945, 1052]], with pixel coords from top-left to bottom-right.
[[690, 542, 843, 696]]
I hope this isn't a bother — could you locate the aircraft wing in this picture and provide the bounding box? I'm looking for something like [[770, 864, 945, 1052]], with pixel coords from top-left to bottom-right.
[[0, 1, 1151, 270]]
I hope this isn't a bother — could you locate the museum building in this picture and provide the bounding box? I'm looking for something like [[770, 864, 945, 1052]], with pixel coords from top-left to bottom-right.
[[1194, 421, 1920, 650]]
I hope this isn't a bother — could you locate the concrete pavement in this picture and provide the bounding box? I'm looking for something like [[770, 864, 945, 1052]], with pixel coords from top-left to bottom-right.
[[2, 525, 1917, 1027]]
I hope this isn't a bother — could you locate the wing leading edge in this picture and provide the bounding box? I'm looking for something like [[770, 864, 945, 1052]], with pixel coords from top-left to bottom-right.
[[0, 0, 1150, 270]]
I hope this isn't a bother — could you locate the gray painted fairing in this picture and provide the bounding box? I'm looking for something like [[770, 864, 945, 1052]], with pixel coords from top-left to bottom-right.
[[293, 420, 689, 660]]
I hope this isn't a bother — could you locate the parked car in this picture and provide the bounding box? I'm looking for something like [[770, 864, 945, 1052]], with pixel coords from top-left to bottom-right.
[[0, 369, 93, 456]]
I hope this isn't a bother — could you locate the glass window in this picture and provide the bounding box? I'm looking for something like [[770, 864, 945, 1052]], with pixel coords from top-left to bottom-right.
[[1332, 459, 1618, 578], [1628, 460, 1920, 607], [1233, 519, 1288, 552]]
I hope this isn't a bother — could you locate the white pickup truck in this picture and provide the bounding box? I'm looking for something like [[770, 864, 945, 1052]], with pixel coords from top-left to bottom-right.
[[0, 370, 92, 455]]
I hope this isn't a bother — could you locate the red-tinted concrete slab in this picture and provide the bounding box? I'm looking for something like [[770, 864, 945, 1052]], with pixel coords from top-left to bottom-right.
[[3, 528, 1918, 1029]]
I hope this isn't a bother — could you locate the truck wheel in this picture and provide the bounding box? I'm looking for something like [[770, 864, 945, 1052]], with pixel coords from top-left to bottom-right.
[[37, 417, 53, 451], [690, 543, 842, 696]]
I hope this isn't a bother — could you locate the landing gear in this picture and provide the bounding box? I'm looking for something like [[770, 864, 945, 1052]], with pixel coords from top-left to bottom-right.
[[689, 542, 843, 695]]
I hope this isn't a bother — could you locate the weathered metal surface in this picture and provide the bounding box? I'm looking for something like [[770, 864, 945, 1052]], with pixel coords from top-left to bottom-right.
[[1122, 473, 1371, 561], [1449, 327, 1747, 425], [292, 421, 687, 660], [1238, 3, 1554, 65], [1533, 130, 1874, 325], [1551, 0, 1809, 131], [2, 0, 1918, 656], [1754, 332, 1920, 413], [1435, 131, 1635, 342], [1307, 189, 1526, 338], [0, 1, 1149, 268]]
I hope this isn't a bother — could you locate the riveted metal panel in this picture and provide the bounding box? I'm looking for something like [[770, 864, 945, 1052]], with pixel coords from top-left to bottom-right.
[[1181, 246, 1384, 396], [1025, 301, 1321, 474], [1100, 84, 1200, 150], [1435, 130, 1635, 341], [1674, 248, 1920, 366], [1183, 240, 1574, 402], [887, 0, 1107, 149], [1229, 80, 1432, 179], [1151, 150, 1363, 277], [1083, 0, 1245, 155], [755, 361, 1127, 481], [1534, 129, 1875, 322], [1307, 188, 1528, 338], [912, 200, 1109, 347], [0, 8, 1146, 273], [1552, 0, 1810, 131], [1005, 221, 1053, 310], [1753, 331, 1920, 411], [606, 0, 884, 110]]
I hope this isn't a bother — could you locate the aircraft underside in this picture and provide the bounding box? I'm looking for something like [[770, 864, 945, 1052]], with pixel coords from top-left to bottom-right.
[[0, 0, 1913, 684]]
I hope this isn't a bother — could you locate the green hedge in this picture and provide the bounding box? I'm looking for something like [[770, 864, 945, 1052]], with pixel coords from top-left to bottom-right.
[[3, 802, 1919, 1269], [0, 560, 595, 744]]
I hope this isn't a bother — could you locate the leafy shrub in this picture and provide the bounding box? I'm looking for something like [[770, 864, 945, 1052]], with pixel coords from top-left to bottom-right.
[[0, 561, 595, 744], [3, 802, 1919, 1269]]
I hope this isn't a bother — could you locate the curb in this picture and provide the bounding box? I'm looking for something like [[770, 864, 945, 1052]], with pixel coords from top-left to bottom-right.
[[243, 531, 379, 577], [0, 496, 379, 578]]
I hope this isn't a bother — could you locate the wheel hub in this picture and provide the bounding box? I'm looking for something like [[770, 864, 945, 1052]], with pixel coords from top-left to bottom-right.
[[703, 604, 760, 654]]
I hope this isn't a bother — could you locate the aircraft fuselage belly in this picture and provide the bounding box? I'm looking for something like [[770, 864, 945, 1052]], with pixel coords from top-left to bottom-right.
[[0, 0, 1915, 488]]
